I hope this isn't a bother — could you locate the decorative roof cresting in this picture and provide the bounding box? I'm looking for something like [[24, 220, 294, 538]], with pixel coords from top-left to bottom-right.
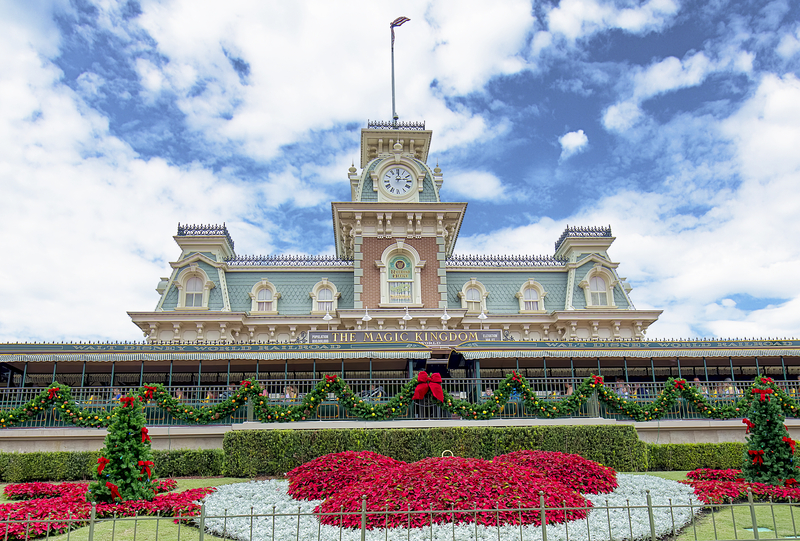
[[447, 254, 567, 267], [225, 254, 354, 267], [177, 223, 235, 251], [554, 225, 612, 252], [367, 120, 426, 130]]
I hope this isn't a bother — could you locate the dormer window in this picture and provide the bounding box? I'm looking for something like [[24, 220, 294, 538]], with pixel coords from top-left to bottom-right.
[[257, 288, 273, 311], [516, 279, 547, 313], [590, 276, 607, 306], [175, 264, 214, 310], [250, 279, 280, 314], [578, 265, 618, 308], [458, 278, 488, 314], [185, 277, 204, 307], [310, 279, 341, 314]]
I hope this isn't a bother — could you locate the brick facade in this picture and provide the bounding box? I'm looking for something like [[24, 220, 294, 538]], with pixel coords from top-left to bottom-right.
[[360, 237, 441, 308]]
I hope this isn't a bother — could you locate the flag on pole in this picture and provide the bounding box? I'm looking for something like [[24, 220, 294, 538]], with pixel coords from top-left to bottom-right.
[[390, 16, 410, 47]]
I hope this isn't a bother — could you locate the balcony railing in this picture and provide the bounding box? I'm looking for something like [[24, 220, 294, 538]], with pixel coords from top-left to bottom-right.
[[0, 378, 779, 428]]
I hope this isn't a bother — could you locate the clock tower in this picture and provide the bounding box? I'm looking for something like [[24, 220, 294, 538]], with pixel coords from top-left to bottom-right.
[[332, 120, 467, 320]]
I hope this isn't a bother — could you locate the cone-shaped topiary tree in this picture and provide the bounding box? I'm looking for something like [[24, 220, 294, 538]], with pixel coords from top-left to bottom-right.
[[742, 379, 800, 486], [88, 393, 157, 502]]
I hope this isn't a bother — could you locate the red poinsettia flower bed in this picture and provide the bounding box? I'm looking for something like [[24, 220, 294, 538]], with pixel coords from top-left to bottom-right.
[[684, 469, 800, 504], [314, 456, 590, 529], [686, 468, 745, 482], [494, 450, 618, 494], [0, 481, 213, 540], [286, 451, 406, 500]]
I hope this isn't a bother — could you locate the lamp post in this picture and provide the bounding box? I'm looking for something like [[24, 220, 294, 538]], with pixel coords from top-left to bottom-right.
[[440, 307, 451, 330], [323, 311, 333, 331], [402, 306, 412, 329], [362, 308, 372, 331], [478, 310, 487, 330]]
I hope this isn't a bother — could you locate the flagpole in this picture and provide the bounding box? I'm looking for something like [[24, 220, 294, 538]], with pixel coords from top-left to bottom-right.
[[391, 27, 398, 124]]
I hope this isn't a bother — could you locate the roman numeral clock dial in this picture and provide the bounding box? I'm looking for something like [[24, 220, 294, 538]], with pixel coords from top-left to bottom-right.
[[382, 166, 414, 196]]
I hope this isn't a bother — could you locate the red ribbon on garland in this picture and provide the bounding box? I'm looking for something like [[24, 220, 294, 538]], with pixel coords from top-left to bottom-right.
[[743, 419, 755, 434], [786, 478, 798, 488], [120, 397, 136, 408], [143, 385, 157, 400], [592, 375, 604, 386], [97, 456, 110, 475], [749, 450, 765, 465], [138, 460, 154, 478], [761, 376, 774, 384], [511, 371, 522, 383], [324, 375, 338, 383], [753, 388, 774, 402], [47, 387, 60, 399], [412, 371, 444, 402], [106, 482, 122, 501], [784, 436, 796, 453], [674, 379, 686, 390], [241, 380, 251, 388], [141, 427, 151, 444]]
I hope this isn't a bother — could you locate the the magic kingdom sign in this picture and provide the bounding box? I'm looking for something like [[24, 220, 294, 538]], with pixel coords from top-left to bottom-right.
[[308, 329, 501, 348]]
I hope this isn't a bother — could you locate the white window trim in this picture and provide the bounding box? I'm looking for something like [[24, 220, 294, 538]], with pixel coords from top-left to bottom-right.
[[375, 240, 426, 307], [249, 278, 281, 315], [578, 264, 619, 308], [174, 263, 214, 310], [457, 278, 489, 314], [309, 278, 341, 315], [515, 279, 547, 314]]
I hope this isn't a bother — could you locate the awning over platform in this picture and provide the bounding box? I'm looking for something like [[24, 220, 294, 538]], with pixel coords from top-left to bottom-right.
[[3, 351, 430, 362]]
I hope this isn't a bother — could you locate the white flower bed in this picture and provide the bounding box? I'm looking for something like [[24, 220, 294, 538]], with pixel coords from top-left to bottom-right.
[[199, 474, 700, 541]]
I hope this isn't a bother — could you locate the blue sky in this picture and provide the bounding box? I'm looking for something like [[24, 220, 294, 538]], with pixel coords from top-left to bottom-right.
[[1, 0, 800, 342]]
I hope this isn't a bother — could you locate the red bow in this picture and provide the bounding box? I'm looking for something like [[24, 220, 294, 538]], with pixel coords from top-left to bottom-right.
[[141, 427, 151, 444], [138, 460, 154, 478], [412, 371, 444, 402], [143, 386, 157, 400], [761, 376, 774, 384], [47, 387, 60, 400], [749, 450, 765, 465], [674, 379, 686, 390], [120, 397, 136, 408], [97, 456, 110, 475], [784, 436, 796, 453], [743, 419, 755, 434], [753, 388, 774, 402], [241, 380, 251, 388], [106, 482, 122, 501], [511, 371, 522, 383], [324, 375, 337, 383], [592, 375, 604, 386], [786, 478, 798, 488]]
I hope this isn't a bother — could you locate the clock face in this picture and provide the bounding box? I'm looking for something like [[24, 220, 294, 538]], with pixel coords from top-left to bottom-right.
[[382, 167, 414, 195]]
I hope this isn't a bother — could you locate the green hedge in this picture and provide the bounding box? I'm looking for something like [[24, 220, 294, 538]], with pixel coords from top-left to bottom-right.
[[647, 442, 744, 471], [222, 425, 648, 477], [0, 449, 224, 483]]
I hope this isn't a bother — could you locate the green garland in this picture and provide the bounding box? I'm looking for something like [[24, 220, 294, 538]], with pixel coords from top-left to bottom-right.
[[2, 374, 798, 428]]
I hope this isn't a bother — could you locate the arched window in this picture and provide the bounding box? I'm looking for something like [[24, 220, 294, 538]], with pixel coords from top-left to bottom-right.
[[388, 255, 413, 304], [458, 279, 488, 314], [516, 279, 547, 313], [249, 279, 280, 314], [310, 278, 341, 314], [578, 265, 618, 308], [523, 288, 540, 310], [589, 276, 607, 306], [185, 276, 204, 307], [376, 241, 425, 307], [257, 288, 273, 311], [175, 263, 214, 310]]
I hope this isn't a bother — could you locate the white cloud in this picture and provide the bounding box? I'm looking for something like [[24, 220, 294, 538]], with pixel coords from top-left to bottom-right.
[[602, 101, 642, 132], [558, 129, 589, 160], [444, 171, 509, 202], [545, 0, 679, 42], [459, 74, 800, 338], [777, 26, 800, 58]]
